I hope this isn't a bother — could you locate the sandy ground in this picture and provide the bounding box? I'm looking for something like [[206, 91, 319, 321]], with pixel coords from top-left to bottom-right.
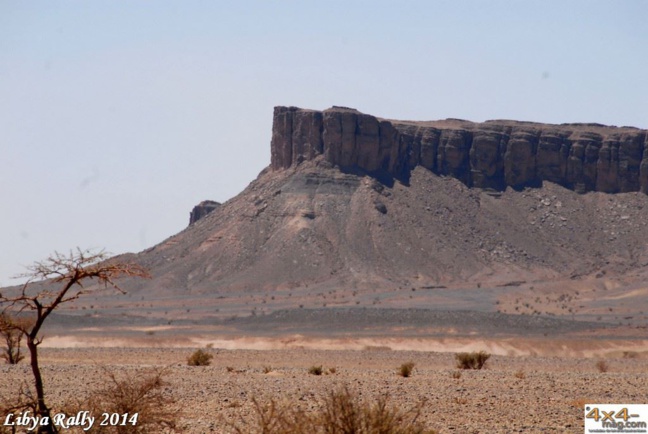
[[1, 344, 647, 434], [39, 333, 648, 359]]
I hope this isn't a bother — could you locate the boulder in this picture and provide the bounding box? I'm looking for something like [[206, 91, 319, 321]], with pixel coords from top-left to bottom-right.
[[189, 200, 221, 225]]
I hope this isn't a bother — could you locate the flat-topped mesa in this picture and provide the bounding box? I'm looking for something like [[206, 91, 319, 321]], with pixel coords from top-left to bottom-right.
[[271, 106, 648, 194]]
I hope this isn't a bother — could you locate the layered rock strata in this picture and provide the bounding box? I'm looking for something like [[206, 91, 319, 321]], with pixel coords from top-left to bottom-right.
[[271, 106, 648, 193]]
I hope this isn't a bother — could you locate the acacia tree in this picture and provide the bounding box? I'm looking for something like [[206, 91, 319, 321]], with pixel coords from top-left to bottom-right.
[[0, 249, 149, 434]]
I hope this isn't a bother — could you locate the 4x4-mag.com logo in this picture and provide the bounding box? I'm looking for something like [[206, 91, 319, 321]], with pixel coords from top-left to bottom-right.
[[585, 404, 648, 433]]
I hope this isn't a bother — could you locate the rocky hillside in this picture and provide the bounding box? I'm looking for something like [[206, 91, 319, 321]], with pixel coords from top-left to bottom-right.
[[128, 160, 647, 296], [111, 107, 648, 298]]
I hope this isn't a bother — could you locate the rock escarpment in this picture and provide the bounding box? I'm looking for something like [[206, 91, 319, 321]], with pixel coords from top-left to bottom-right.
[[271, 106, 648, 194]]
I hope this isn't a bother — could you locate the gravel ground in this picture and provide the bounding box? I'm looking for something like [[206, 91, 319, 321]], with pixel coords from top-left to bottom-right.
[[1, 347, 646, 433]]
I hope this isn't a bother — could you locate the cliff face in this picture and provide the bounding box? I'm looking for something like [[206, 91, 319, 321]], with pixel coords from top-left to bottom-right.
[[271, 106, 648, 194]]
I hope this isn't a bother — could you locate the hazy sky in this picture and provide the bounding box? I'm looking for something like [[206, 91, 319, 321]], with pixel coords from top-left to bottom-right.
[[1, 1, 647, 285]]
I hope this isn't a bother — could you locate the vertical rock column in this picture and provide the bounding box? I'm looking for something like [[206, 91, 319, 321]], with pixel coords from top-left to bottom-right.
[[469, 128, 509, 190], [271, 106, 295, 170], [504, 128, 539, 188], [616, 132, 645, 192], [291, 110, 324, 165], [566, 132, 602, 193]]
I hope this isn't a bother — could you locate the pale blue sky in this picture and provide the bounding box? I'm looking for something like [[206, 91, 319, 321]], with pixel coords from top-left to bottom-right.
[[1, 1, 647, 285]]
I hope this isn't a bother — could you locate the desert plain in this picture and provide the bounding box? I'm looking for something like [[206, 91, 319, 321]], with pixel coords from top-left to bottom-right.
[[2, 303, 647, 434]]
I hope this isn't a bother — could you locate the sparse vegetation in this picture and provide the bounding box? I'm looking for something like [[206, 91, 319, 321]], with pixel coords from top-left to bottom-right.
[[0, 313, 30, 365], [308, 365, 323, 376], [595, 360, 609, 373], [0, 249, 149, 434], [227, 386, 436, 434], [514, 369, 526, 379], [0, 381, 38, 434], [65, 368, 178, 433], [187, 349, 213, 366], [455, 351, 491, 370], [399, 361, 415, 377]]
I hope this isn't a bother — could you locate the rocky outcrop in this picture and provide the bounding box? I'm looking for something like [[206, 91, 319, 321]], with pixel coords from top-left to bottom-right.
[[272, 107, 408, 185], [271, 106, 648, 194], [189, 200, 221, 225]]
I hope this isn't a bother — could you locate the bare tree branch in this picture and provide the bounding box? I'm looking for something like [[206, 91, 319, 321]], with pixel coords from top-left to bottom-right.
[[0, 248, 150, 434]]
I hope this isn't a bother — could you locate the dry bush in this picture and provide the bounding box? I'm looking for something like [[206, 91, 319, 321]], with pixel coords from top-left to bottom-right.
[[622, 351, 638, 359], [308, 365, 323, 376], [569, 397, 591, 409], [228, 386, 436, 434], [451, 370, 462, 379], [328, 367, 337, 374], [0, 382, 37, 434], [455, 351, 490, 370], [262, 366, 273, 374], [228, 396, 309, 434], [318, 386, 433, 433], [66, 368, 178, 434], [399, 361, 415, 378], [514, 369, 526, 379], [187, 349, 213, 366], [595, 360, 609, 373], [0, 314, 30, 365]]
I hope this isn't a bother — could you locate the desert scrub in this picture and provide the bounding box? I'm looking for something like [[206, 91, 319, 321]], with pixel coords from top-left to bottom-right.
[[0, 313, 29, 365], [455, 351, 490, 370], [65, 368, 178, 433], [226, 385, 436, 433], [399, 361, 415, 377], [595, 360, 609, 373], [187, 349, 213, 366], [308, 365, 323, 376]]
